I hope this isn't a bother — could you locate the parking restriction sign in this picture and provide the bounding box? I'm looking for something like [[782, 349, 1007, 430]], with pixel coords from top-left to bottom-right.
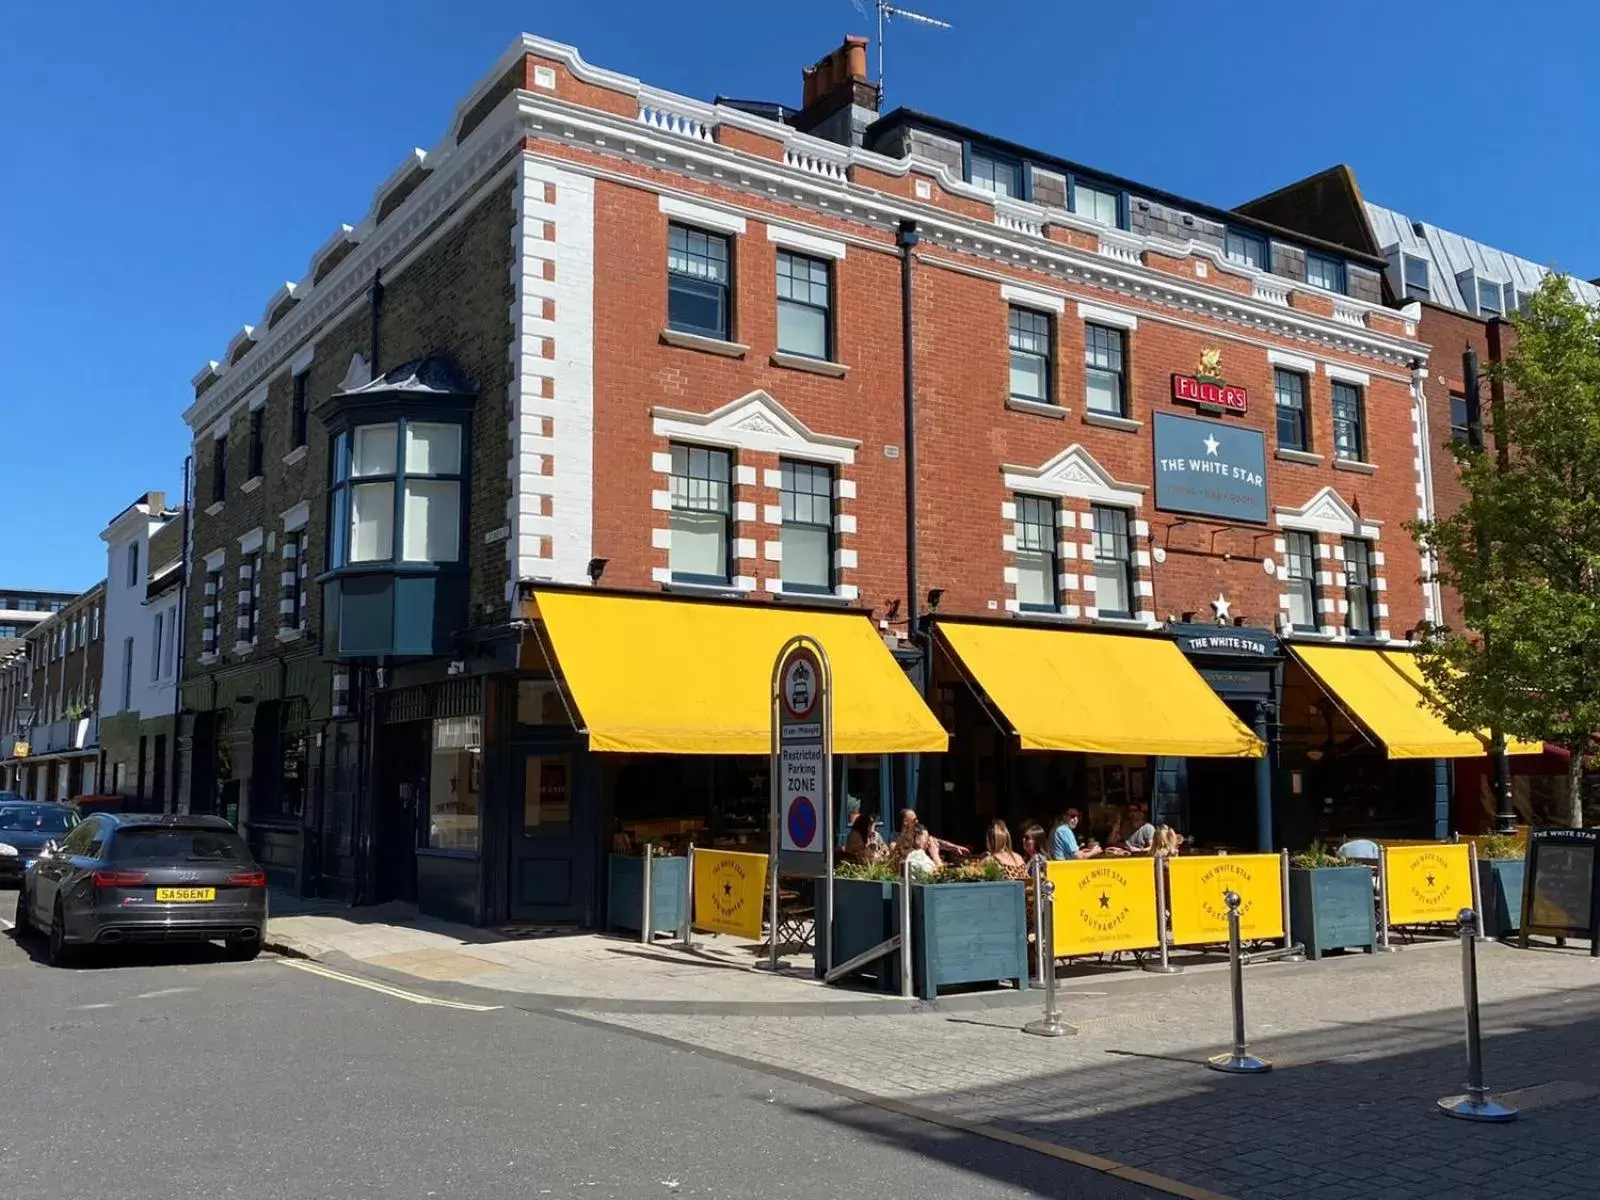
[[771, 641, 831, 871]]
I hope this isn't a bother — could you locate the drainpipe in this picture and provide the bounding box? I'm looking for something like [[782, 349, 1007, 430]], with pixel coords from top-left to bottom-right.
[[168, 454, 193, 813], [1410, 359, 1446, 631], [1479, 328, 1517, 835], [898, 219, 920, 664]]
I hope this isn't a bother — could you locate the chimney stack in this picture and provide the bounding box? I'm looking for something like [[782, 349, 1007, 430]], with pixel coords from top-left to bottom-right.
[[795, 36, 879, 148]]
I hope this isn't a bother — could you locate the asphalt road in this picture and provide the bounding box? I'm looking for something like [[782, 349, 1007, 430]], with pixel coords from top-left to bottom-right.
[[0, 903, 1154, 1200]]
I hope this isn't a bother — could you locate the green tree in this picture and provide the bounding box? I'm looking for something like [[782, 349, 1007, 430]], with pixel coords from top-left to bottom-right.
[[1412, 273, 1600, 828]]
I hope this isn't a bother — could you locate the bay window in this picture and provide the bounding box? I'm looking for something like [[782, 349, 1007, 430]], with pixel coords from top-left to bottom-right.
[[328, 419, 464, 568]]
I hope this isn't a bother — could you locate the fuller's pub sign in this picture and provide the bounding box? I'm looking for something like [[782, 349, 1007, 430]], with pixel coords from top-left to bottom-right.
[[1172, 347, 1248, 415]]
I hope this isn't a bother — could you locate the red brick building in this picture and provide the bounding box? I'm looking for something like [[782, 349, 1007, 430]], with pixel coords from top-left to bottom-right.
[[181, 33, 1461, 925]]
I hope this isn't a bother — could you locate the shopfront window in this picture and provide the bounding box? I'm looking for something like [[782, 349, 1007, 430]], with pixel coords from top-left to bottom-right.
[[329, 420, 464, 568], [427, 716, 481, 852]]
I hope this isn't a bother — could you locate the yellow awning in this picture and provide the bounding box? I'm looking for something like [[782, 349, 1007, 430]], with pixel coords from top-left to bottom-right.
[[529, 591, 947, 755], [935, 622, 1264, 758], [1291, 644, 1503, 759], [1378, 651, 1543, 756]]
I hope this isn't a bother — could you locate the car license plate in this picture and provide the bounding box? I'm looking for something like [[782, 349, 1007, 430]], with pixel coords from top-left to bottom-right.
[[155, 887, 216, 903]]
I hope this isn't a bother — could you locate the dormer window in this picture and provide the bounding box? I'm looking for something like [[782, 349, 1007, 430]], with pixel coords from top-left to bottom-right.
[[969, 148, 1022, 198], [1073, 181, 1120, 227], [1402, 255, 1430, 300], [1305, 252, 1346, 294], [1477, 279, 1503, 318], [1225, 229, 1267, 270]]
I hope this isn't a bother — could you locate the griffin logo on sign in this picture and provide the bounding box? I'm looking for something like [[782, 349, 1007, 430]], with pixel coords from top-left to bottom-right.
[[1197, 347, 1223, 380]]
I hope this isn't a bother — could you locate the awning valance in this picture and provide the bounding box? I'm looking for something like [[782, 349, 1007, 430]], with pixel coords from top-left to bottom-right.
[[529, 591, 947, 755], [935, 622, 1264, 758]]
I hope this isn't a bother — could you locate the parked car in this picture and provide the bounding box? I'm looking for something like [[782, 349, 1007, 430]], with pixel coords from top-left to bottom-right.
[[14, 813, 267, 966], [0, 802, 82, 887]]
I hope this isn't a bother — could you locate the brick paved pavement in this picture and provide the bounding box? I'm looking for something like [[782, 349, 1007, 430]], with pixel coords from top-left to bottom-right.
[[573, 940, 1600, 1199]]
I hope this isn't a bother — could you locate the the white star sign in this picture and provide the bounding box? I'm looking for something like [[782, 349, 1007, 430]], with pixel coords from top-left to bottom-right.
[[1211, 593, 1232, 622], [1203, 433, 1221, 457]]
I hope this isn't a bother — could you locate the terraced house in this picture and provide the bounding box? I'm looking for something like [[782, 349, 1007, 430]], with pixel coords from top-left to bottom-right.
[[0, 583, 106, 801], [178, 31, 1503, 927]]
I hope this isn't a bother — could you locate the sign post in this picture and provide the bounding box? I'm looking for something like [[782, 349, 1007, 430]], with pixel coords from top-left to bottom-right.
[[770, 637, 833, 974]]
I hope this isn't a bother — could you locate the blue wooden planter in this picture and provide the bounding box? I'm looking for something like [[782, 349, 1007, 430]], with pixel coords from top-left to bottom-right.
[[606, 854, 688, 936], [1289, 866, 1376, 960], [1477, 857, 1524, 938], [913, 879, 1028, 999], [818, 877, 1028, 999]]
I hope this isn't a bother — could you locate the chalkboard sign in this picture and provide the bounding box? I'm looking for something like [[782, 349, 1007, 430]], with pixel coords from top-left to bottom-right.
[[1519, 829, 1600, 956]]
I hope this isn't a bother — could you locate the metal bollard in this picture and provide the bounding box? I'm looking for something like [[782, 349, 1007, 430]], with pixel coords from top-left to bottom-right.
[[1030, 858, 1047, 984], [1207, 890, 1271, 1073], [1023, 876, 1076, 1037], [1143, 854, 1182, 975], [1437, 908, 1517, 1122], [679, 843, 694, 950], [640, 844, 654, 945], [899, 857, 914, 1000]]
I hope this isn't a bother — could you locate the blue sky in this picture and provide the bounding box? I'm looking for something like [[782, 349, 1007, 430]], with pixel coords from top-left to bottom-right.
[[2, 0, 1595, 590]]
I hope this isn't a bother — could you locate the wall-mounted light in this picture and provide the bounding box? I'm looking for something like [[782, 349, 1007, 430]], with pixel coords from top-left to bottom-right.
[[587, 557, 608, 585]]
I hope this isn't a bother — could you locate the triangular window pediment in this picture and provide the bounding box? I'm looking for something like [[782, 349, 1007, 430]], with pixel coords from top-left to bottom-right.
[[1002, 443, 1145, 507], [651, 390, 860, 464]]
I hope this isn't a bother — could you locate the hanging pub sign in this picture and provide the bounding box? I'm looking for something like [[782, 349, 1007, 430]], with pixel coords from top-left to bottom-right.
[[1153, 411, 1269, 524], [771, 637, 832, 879], [1519, 828, 1600, 956], [1172, 348, 1248, 414]]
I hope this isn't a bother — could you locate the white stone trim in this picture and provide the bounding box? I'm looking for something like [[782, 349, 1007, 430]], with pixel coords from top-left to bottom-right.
[[835, 478, 856, 500], [290, 343, 316, 376], [652, 451, 674, 474], [651, 566, 672, 584], [766, 223, 847, 260], [282, 445, 308, 467], [651, 490, 672, 511], [733, 537, 757, 560], [1076, 301, 1139, 331], [734, 501, 757, 523], [762, 468, 784, 488], [658, 193, 747, 235], [835, 548, 858, 569], [1275, 486, 1381, 539], [651, 528, 672, 550], [1324, 363, 1372, 387], [238, 527, 265, 553], [1267, 349, 1317, 373], [281, 501, 311, 532], [834, 513, 857, 534], [509, 158, 596, 590], [1002, 443, 1145, 508], [735, 464, 758, 486], [246, 384, 269, 412], [1000, 284, 1065, 315], [211, 418, 231, 441], [762, 540, 782, 561], [652, 389, 859, 465], [202, 547, 227, 571], [763, 504, 783, 525]]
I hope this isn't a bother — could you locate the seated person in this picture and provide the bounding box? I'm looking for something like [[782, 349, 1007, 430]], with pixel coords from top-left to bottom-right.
[[841, 812, 885, 864], [1021, 823, 1049, 864], [1152, 824, 1182, 857], [1049, 808, 1102, 860], [901, 825, 939, 879], [983, 820, 1028, 880], [1121, 804, 1158, 855], [893, 807, 969, 862]]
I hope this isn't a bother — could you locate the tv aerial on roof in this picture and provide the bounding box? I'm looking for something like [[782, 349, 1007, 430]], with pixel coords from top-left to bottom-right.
[[852, 0, 951, 108]]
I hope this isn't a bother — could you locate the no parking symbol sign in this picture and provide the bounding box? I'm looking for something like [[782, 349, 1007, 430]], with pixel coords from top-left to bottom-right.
[[773, 641, 831, 871]]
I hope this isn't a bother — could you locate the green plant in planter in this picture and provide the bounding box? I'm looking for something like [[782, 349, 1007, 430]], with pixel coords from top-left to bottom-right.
[[835, 859, 901, 882], [933, 859, 1004, 884], [1291, 841, 1344, 869], [1476, 834, 1523, 861]]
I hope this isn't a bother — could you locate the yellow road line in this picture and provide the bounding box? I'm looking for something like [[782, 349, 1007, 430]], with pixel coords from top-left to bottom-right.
[[279, 959, 501, 1011]]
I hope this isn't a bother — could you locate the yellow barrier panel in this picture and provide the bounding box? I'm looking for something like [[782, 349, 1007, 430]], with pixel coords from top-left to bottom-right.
[[1383, 843, 1474, 926], [1167, 854, 1285, 945], [1046, 859, 1161, 958], [691, 848, 768, 939]]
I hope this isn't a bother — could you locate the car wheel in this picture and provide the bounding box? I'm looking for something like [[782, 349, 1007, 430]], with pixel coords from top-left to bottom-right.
[[224, 937, 262, 962], [46, 901, 77, 967], [13, 887, 32, 936]]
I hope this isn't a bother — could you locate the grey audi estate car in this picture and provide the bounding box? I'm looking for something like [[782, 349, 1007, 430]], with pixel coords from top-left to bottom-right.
[[14, 813, 267, 966]]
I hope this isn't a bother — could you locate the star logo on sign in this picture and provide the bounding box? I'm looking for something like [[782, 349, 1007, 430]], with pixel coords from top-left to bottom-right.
[[1203, 433, 1220, 457], [1426, 874, 1435, 888], [1098, 892, 1111, 910], [724, 881, 734, 897]]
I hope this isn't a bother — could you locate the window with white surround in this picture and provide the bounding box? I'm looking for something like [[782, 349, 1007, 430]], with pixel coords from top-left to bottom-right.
[[247, 406, 265, 479], [241, 551, 261, 645], [1331, 382, 1366, 462], [1008, 307, 1052, 404], [1306, 252, 1346, 293], [1343, 538, 1378, 636], [291, 371, 310, 449], [776, 251, 832, 360], [1275, 369, 1309, 452], [1091, 506, 1133, 617], [328, 420, 463, 567], [164, 605, 177, 677], [1476, 279, 1503, 318], [779, 460, 833, 593], [667, 224, 732, 341], [1285, 532, 1318, 631], [1084, 324, 1127, 416], [283, 529, 308, 632], [127, 543, 140, 588], [669, 443, 731, 584], [121, 636, 134, 712], [1013, 494, 1057, 611], [151, 612, 164, 681]]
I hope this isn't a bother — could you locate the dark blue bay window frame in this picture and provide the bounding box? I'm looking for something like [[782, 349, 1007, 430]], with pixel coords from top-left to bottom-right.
[[316, 357, 476, 659]]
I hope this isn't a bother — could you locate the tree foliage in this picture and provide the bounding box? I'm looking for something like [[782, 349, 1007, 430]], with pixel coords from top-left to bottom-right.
[[1412, 273, 1600, 825]]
